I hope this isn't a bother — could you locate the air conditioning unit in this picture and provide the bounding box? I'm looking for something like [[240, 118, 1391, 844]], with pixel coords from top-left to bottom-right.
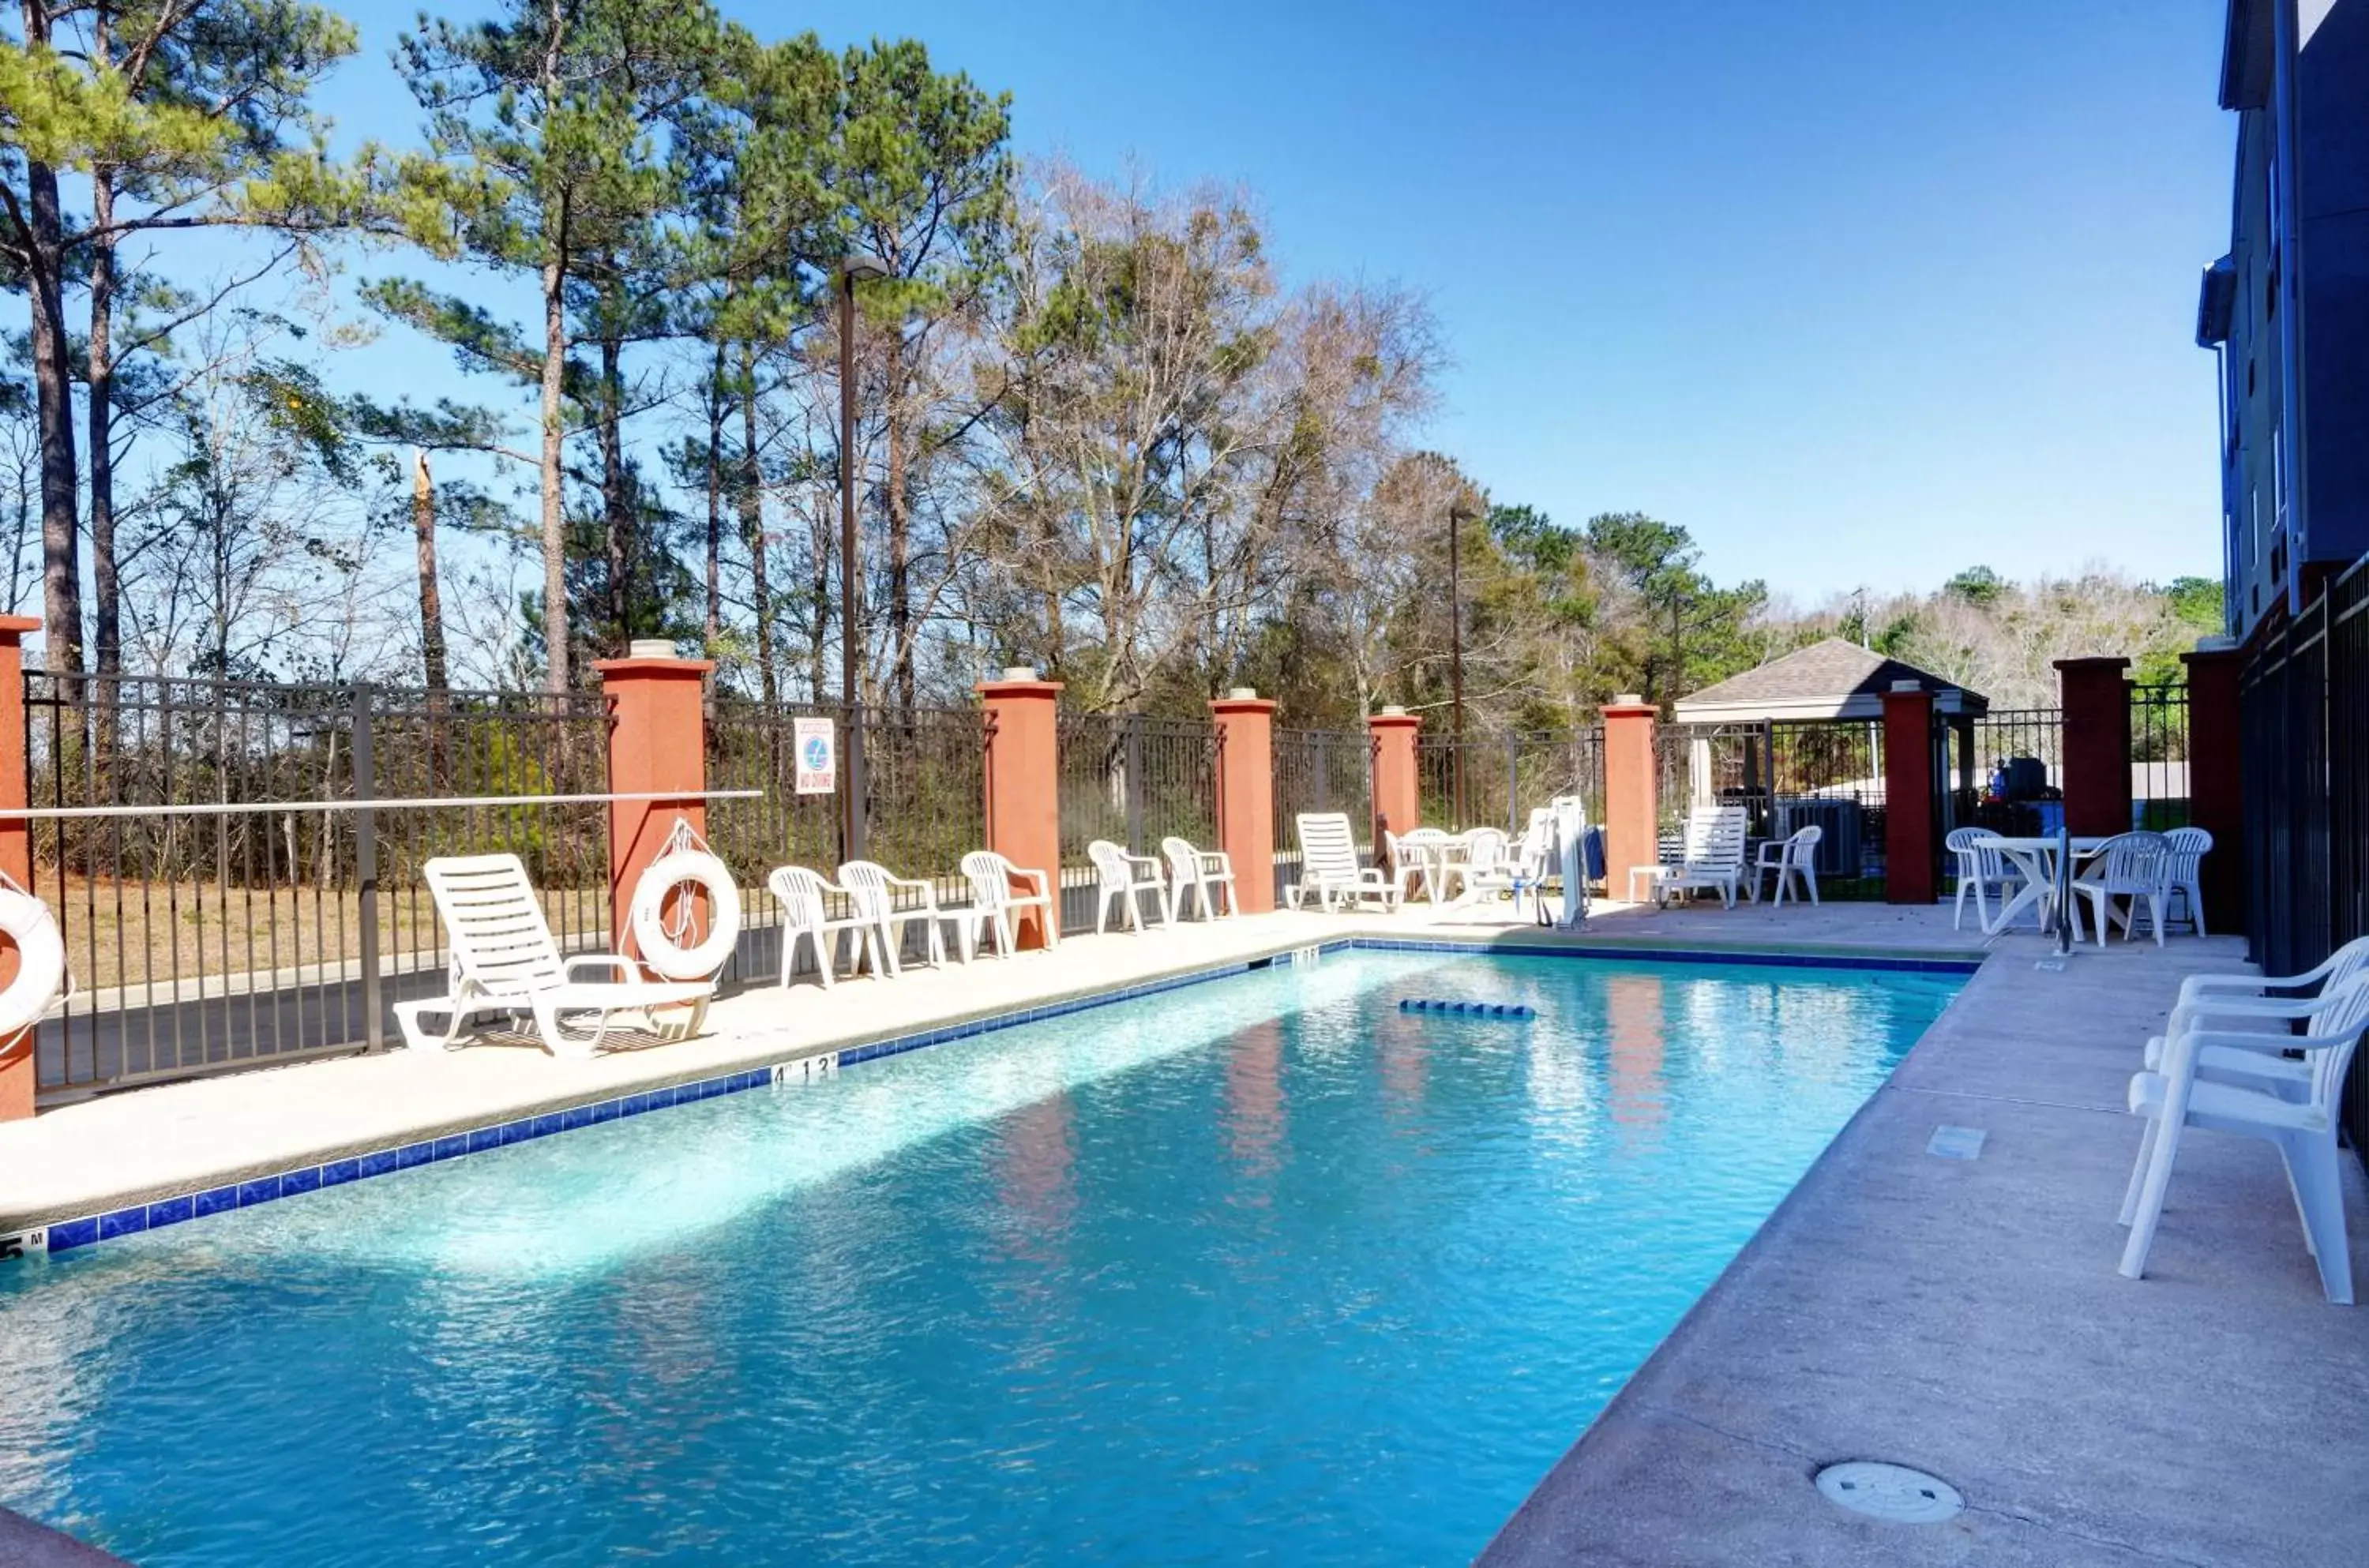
[[1774, 797, 1863, 878]]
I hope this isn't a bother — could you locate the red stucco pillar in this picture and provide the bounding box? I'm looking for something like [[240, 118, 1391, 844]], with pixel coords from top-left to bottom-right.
[[1601, 697, 1658, 902], [1211, 690, 1278, 913], [598, 647, 715, 961], [2182, 645, 2245, 930], [0, 616, 41, 1120], [1367, 707, 1421, 855], [2056, 656, 2134, 837], [1882, 682, 1938, 904], [978, 671, 1064, 949]]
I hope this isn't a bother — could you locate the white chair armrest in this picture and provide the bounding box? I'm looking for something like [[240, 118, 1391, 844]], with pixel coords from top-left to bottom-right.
[[1012, 866, 1051, 898], [2169, 994, 2332, 1034]]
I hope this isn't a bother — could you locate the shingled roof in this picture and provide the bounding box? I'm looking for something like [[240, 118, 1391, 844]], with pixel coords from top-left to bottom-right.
[[1673, 638, 1988, 722]]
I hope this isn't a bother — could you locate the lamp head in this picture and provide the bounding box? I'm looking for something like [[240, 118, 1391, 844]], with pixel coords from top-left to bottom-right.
[[840, 252, 890, 284]]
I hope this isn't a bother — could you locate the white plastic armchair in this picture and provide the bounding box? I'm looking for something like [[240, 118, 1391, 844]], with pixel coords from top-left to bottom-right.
[[395, 853, 713, 1059], [2071, 831, 2173, 947], [1286, 812, 1400, 912], [2164, 826, 2213, 935], [1087, 839, 1170, 933], [1450, 825, 1541, 921], [961, 850, 1058, 956], [2139, 936, 2369, 1097], [1161, 836, 1238, 921], [1946, 827, 2021, 931], [768, 865, 888, 988], [839, 860, 970, 972], [1750, 824, 1823, 907], [2119, 973, 2369, 1304], [1445, 827, 1511, 909]]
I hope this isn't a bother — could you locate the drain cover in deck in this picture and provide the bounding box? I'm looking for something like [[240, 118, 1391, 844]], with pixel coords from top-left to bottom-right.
[[1815, 1461, 1963, 1524]]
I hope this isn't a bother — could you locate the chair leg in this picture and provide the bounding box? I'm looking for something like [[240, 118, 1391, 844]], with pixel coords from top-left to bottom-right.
[[2288, 1137, 2355, 1304], [811, 930, 835, 989], [2119, 1105, 2189, 1281], [1095, 892, 1110, 935], [2117, 1116, 2161, 1225]]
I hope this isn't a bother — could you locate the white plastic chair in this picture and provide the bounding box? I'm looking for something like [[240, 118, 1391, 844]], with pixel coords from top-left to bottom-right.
[[2140, 936, 2369, 1096], [1162, 836, 1238, 921], [838, 860, 970, 972], [1453, 823, 1546, 921], [960, 850, 1059, 955], [1946, 827, 2021, 930], [2118, 973, 2369, 1304], [394, 853, 714, 1059], [1444, 827, 1510, 906], [1661, 805, 1747, 908], [768, 865, 889, 988], [1286, 812, 1401, 911], [1750, 825, 1823, 907], [1087, 839, 1169, 932], [2071, 831, 2173, 947], [2164, 826, 2213, 936]]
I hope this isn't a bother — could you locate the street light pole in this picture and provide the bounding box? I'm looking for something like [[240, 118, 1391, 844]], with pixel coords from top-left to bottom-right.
[[838, 253, 888, 862], [1448, 500, 1467, 826]]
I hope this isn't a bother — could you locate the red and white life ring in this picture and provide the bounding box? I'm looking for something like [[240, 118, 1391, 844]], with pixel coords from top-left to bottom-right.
[[0, 887, 64, 1034], [630, 851, 741, 980]]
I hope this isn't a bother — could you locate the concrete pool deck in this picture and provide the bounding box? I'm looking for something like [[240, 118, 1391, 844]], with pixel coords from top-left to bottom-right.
[[1483, 916, 2369, 1568]]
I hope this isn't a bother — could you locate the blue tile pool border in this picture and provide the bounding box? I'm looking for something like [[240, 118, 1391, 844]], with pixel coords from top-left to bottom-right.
[[20, 936, 1977, 1259]]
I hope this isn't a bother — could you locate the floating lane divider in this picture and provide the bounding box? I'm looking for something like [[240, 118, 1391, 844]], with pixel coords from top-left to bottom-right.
[[1398, 998, 1535, 1021]]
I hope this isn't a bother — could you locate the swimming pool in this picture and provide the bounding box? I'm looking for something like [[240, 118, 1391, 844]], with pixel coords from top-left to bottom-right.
[[0, 947, 1962, 1566]]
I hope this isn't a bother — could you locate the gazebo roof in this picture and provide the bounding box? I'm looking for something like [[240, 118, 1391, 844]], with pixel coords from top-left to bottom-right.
[[1672, 638, 1988, 724]]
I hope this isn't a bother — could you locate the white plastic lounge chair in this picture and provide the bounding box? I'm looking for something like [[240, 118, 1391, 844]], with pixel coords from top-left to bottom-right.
[[2164, 826, 2213, 936], [839, 860, 970, 971], [2071, 831, 2173, 947], [961, 850, 1059, 955], [1947, 827, 2022, 931], [1660, 805, 1747, 909], [395, 853, 714, 1060], [1286, 812, 1401, 912], [2118, 973, 2369, 1304], [768, 865, 889, 988], [1087, 839, 1170, 932], [1162, 836, 1238, 921], [1750, 824, 1823, 907]]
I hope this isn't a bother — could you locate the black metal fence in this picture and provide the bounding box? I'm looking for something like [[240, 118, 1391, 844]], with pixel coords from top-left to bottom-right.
[[24, 674, 611, 1100], [1271, 728, 1372, 903], [1414, 728, 1605, 837], [706, 700, 989, 979], [1054, 711, 1218, 933], [2241, 554, 2366, 1164], [2129, 684, 2192, 831], [1949, 707, 2067, 841], [1655, 719, 1888, 895]]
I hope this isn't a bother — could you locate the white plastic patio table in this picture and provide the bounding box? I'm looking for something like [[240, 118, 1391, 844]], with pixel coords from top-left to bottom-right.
[[1406, 838, 1470, 906], [1980, 835, 2111, 938]]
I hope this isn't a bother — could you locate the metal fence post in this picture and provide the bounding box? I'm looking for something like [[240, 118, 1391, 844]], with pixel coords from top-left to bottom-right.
[[351, 682, 382, 1052], [1124, 711, 1144, 853]]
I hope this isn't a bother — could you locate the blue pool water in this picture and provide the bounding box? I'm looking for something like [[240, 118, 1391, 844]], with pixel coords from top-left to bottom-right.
[[0, 950, 1959, 1566]]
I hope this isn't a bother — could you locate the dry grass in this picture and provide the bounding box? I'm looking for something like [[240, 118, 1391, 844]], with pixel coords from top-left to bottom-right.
[[32, 871, 616, 992]]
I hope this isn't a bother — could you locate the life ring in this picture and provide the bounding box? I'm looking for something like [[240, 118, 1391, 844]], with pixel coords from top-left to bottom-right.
[[630, 850, 741, 980], [0, 888, 64, 1034]]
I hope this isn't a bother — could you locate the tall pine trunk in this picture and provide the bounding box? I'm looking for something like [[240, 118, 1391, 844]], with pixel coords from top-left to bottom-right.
[[704, 341, 725, 659], [597, 324, 631, 650], [884, 332, 914, 714], [538, 247, 570, 692], [412, 449, 449, 785], [88, 163, 121, 774], [22, 0, 80, 681], [738, 341, 777, 704]]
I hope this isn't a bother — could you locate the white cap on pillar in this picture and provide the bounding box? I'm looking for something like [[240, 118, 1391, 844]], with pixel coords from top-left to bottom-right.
[[628, 638, 678, 660], [1226, 686, 1257, 700], [999, 665, 1039, 682], [1890, 679, 1923, 692]]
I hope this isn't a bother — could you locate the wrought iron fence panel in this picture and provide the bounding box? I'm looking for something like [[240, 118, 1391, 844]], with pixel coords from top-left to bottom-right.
[[706, 700, 989, 981], [1271, 727, 1372, 903], [24, 673, 610, 1100], [1053, 711, 1218, 933], [1657, 719, 1889, 895], [1944, 707, 2068, 842], [2129, 685, 2192, 830]]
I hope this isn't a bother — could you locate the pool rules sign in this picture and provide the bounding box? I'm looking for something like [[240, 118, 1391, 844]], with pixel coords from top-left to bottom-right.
[[794, 718, 836, 795]]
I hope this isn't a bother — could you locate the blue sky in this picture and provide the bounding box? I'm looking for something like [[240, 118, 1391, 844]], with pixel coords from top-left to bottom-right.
[[312, 0, 2233, 601]]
